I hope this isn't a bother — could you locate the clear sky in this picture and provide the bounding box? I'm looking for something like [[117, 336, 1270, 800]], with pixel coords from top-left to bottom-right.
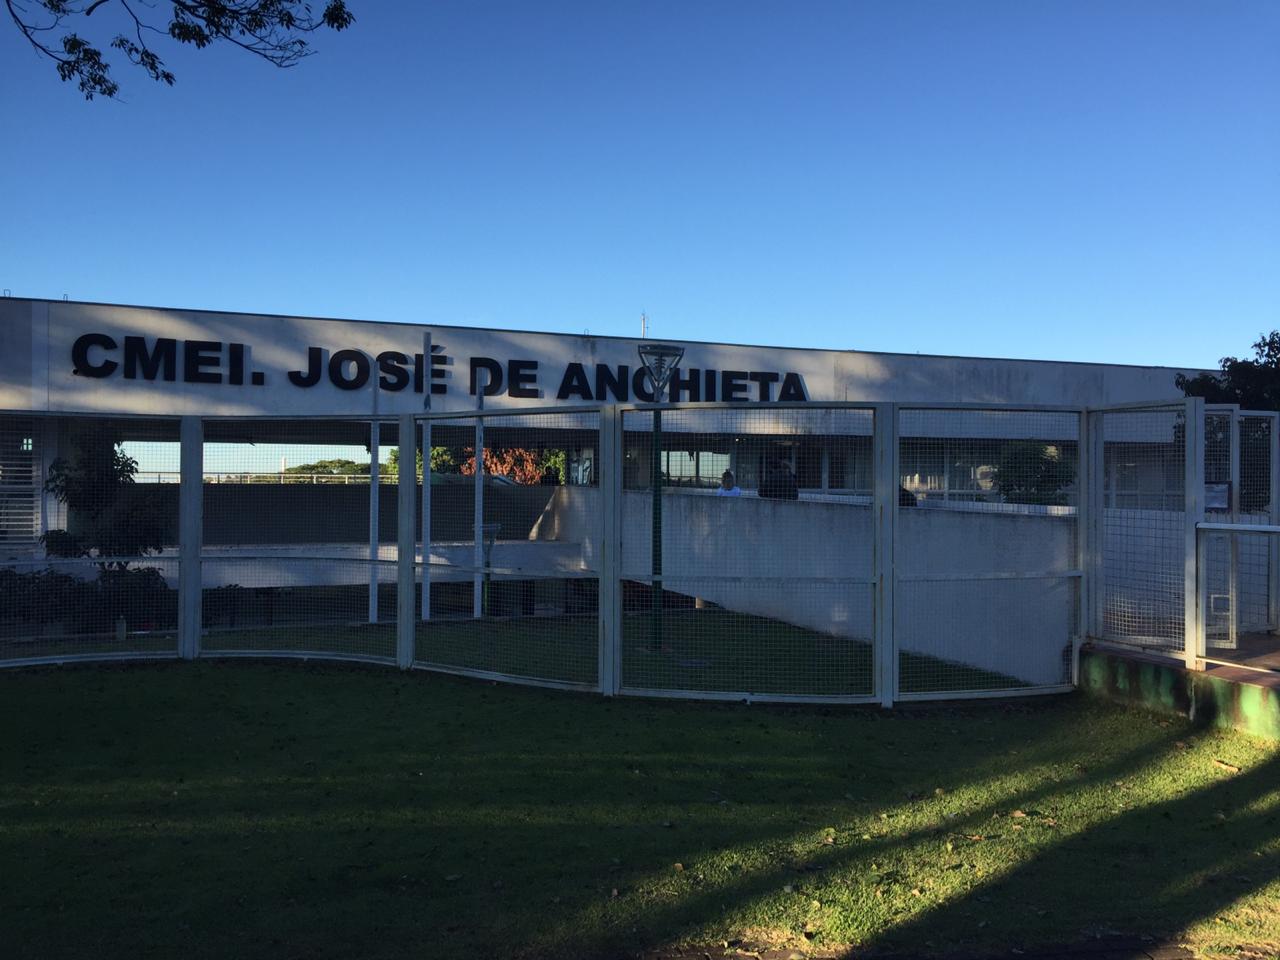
[[1, 1, 1276, 370]]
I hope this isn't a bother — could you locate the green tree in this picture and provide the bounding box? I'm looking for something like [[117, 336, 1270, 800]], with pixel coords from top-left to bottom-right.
[[6, 0, 354, 100], [991, 441, 1074, 506], [1177, 332, 1280, 512], [43, 434, 166, 566], [40, 431, 175, 634], [284, 458, 368, 475], [1176, 332, 1280, 411], [385, 447, 459, 476]]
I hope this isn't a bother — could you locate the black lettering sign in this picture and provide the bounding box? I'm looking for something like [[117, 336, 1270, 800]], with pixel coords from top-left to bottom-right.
[[778, 372, 807, 401], [228, 343, 245, 386], [377, 351, 411, 391], [507, 359, 539, 399], [721, 370, 749, 402], [430, 348, 448, 395], [289, 347, 324, 387], [470, 357, 504, 396], [123, 336, 176, 381], [329, 349, 370, 390], [670, 367, 700, 402], [595, 364, 628, 402], [557, 363, 593, 401], [631, 367, 655, 402], [184, 340, 222, 384], [748, 371, 779, 402], [71, 332, 118, 378]]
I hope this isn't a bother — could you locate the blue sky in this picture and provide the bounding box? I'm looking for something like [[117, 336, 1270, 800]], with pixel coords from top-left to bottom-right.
[[1, 0, 1276, 370]]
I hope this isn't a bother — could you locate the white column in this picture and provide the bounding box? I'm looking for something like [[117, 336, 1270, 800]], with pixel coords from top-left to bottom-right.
[[1073, 410, 1092, 684], [1269, 413, 1280, 633], [1228, 408, 1240, 648], [1084, 410, 1106, 641], [421, 419, 432, 622], [178, 416, 203, 660], [396, 415, 416, 669], [473, 412, 485, 618], [369, 421, 380, 624], [1184, 397, 1205, 669], [872, 403, 897, 707], [598, 405, 622, 695]]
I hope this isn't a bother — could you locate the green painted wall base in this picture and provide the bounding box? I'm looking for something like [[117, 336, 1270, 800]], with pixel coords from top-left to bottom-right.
[[1080, 648, 1280, 741]]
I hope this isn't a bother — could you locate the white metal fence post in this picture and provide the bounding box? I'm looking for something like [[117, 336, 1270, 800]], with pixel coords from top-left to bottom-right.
[[872, 402, 897, 707], [396, 415, 416, 670], [1270, 412, 1280, 633], [597, 405, 622, 695], [1229, 408, 1240, 648], [178, 415, 203, 660], [368, 421, 380, 624], [473, 411, 485, 618], [1087, 410, 1106, 641], [1184, 397, 1205, 669], [1073, 409, 1090, 685], [421, 419, 432, 623]]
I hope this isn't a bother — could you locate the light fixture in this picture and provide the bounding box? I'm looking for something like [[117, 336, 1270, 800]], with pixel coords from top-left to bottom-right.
[[637, 343, 685, 401]]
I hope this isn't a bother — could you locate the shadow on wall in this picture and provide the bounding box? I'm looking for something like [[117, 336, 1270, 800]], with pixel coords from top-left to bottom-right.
[[540, 487, 1077, 686]]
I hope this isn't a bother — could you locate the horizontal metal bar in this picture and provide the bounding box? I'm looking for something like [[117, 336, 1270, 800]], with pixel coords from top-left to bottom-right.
[[621, 574, 877, 585], [1199, 656, 1280, 676], [1085, 400, 1188, 413], [414, 404, 605, 422], [410, 660, 599, 693], [201, 650, 396, 666], [1, 556, 181, 568], [616, 400, 877, 413], [1196, 522, 1280, 535], [618, 685, 879, 704], [896, 569, 1082, 583], [895, 683, 1075, 702], [0, 651, 180, 669], [1085, 638, 1184, 659], [198, 555, 399, 566], [421, 564, 598, 579]]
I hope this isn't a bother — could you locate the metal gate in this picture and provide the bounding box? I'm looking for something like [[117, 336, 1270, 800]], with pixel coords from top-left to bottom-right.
[[1087, 400, 1202, 662]]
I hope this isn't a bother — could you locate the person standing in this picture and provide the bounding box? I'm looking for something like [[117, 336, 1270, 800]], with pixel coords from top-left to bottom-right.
[[716, 469, 742, 497]]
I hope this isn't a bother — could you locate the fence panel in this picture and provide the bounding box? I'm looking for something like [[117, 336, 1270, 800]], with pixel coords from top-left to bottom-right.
[[1099, 406, 1189, 652], [0, 414, 182, 664], [616, 405, 877, 700], [413, 410, 601, 688], [1199, 524, 1280, 673], [895, 408, 1080, 697], [199, 419, 397, 662]]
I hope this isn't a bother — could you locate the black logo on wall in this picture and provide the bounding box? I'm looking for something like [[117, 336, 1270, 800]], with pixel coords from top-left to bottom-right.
[[70, 333, 808, 403]]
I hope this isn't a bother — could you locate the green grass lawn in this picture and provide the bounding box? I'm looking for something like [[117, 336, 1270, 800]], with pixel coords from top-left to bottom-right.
[[202, 608, 1026, 696], [2, 662, 1277, 959]]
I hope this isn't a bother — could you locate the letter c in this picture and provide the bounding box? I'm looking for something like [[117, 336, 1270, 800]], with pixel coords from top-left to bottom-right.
[[72, 333, 118, 378]]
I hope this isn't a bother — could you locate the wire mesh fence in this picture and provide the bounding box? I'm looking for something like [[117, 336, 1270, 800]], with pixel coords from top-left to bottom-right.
[[198, 419, 396, 660], [896, 408, 1080, 696], [4, 401, 1274, 696], [413, 411, 602, 687], [1099, 406, 1189, 652], [0, 414, 182, 663], [1199, 524, 1280, 672], [617, 406, 878, 699]]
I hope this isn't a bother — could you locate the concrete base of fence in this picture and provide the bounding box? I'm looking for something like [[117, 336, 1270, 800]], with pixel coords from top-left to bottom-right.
[[1080, 646, 1280, 741]]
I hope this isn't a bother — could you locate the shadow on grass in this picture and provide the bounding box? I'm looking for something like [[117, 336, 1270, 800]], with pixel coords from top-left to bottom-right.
[[3, 663, 1276, 959], [846, 751, 1280, 957]]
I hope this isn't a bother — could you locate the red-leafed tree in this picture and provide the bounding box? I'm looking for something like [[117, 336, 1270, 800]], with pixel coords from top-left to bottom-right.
[[459, 447, 542, 485]]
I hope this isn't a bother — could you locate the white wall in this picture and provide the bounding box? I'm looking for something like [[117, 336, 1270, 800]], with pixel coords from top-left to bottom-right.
[[1, 298, 1202, 417], [538, 486, 1078, 685]]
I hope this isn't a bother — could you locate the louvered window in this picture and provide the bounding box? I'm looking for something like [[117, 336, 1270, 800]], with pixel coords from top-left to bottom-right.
[[0, 417, 38, 544]]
